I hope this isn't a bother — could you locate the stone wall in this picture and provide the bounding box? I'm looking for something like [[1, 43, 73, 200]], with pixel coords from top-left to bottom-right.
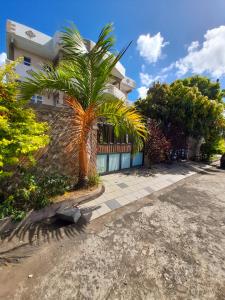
[[187, 136, 204, 160], [31, 104, 97, 183]]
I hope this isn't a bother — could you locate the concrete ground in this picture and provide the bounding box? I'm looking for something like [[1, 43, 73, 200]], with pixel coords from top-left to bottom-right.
[[0, 164, 225, 299], [81, 162, 199, 220]]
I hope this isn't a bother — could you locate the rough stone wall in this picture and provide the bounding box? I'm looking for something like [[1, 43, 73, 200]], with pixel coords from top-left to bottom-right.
[[187, 136, 204, 160], [31, 104, 97, 183]]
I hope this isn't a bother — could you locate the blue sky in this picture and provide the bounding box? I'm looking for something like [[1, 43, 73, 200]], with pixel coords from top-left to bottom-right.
[[1, 0, 225, 101]]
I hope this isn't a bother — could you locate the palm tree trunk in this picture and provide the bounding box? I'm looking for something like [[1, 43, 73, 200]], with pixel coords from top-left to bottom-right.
[[78, 138, 89, 187]]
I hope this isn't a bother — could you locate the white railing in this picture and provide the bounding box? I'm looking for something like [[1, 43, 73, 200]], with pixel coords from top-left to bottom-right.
[[104, 84, 127, 100], [121, 76, 136, 89]]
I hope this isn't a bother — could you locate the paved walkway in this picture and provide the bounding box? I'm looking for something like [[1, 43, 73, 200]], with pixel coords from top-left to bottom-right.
[[80, 162, 211, 220]]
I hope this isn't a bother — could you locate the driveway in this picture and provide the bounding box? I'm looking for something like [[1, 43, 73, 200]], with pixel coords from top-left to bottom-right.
[[1, 164, 225, 299]]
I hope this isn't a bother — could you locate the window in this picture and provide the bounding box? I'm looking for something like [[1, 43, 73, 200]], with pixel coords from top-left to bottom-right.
[[97, 123, 129, 144], [36, 95, 43, 104], [31, 96, 36, 103], [53, 94, 59, 106], [24, 56, 31, 66], [30, 95, 43, 104]]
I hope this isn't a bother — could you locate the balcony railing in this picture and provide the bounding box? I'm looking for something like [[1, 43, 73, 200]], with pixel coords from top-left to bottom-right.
[[104, 84, 126, 100], [121, 77, 136, 89]]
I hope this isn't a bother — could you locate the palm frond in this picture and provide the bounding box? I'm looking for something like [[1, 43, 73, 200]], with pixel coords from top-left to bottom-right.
[[97, 99, 147, 152], [59, 24, 131, 108], [61, 23, 88, 58], [20, 64, 80, 100]]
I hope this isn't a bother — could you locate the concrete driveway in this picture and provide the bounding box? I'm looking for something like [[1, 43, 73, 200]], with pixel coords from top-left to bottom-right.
[[1, 164, 225, 299]]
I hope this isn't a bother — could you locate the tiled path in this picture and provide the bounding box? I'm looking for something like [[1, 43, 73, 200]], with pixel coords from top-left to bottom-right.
[[80, 162, 212, 221]]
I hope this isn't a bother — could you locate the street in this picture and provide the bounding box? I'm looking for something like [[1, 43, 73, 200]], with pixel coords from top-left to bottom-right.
[[1, 165, 225, 299]]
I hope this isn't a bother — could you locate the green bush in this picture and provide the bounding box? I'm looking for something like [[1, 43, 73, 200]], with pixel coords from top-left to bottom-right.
[[0, 60, 49, 180], [88, 172, 101, 187], [0, 170, 71, 221], [0, 195, 26, 221], [201, 138, 225, 161]]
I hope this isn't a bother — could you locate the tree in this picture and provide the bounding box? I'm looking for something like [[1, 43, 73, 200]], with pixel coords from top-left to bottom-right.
[[0, 60, 49, 179], [181, 75, 224, 103], [20, 23, 147, 185], [170, 81, 225, 156], [135, 82, 171, 129], [135, 79, 225, 159]]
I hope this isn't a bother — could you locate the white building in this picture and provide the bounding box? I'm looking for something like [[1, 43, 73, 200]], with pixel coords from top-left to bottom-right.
[[6, 19, 136, 106], [6, 20, 144, 174]]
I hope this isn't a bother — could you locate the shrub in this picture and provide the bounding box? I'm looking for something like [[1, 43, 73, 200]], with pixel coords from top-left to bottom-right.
[[0, 60, 49, 179], [0, 170, 71, 221], [201, 137, 225, 161], [88, 172, 101, 187], [145, 119, 171, 166]]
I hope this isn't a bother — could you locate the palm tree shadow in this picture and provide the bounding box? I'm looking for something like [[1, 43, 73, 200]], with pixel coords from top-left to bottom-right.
[[0, 216, 84, 266], [0, 206, 100, 246]]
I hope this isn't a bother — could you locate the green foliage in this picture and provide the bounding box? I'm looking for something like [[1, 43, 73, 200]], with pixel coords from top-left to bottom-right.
[[135, 82, 171, 127], [181, 76, 224, 103], [20, 23, 147, 167], [169, 80, 224, 138], [0, 195, 26, 221], [145, 119, 171, 166], [135, 78, 225, 158], [88, 172, 101, 187], [0, 61, 49, 179], [201, 138, 225, 160], [0, 170, 71, 220]]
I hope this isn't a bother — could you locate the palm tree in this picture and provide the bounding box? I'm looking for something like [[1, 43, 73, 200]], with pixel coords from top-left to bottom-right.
[[20, 23, 147, 186]]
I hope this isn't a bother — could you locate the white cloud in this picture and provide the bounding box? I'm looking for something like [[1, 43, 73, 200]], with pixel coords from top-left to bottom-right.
[[175, 26, 225, 77], [0, 52, 7, 66], [137, 72, 167, 99], [137, 86, 148, 99], [140, 72, 153, 86], [161, 63, 175, 74], [187, 41, 199, 53], [140, 72, 167, 86], [137, 33, 169, 64]]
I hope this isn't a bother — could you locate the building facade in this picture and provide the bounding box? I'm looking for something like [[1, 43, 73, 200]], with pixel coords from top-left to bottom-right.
[[6, 20, 143, 174]]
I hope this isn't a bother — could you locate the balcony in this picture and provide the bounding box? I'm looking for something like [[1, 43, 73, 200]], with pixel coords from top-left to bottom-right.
[[121, 76, 136, 92], [104, 84, 127, 100]]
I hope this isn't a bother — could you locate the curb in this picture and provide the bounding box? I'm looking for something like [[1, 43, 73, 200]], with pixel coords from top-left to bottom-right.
[[0, 184, 105, 235]]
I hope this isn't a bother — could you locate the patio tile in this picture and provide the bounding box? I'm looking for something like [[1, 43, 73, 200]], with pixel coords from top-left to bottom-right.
[[90, 209, 101, 221], [126, 193, 139, 202], [135, 191, 146, 199], [105, 199, 121, 210], [91, 196, 106, 205], [97, 203, 111, 217], [117, 196, 132, 206], [138, 189, 150, 197], [117, 182, 129, 189], [109, 190, 123, 198], [144, 186, 155, 194], [128, 185, 141, 192]]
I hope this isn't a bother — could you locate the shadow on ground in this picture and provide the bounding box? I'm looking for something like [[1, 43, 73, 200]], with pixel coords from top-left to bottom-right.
[[121, 161, 221, 178], [0, 206, 101, 266]]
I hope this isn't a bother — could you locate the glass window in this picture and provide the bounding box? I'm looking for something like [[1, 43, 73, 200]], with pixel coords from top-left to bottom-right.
[[31, 95, 36, 103], [24, 57, 31, 66], [97, 123, 129, 144], [36, 95, 43, 104]]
